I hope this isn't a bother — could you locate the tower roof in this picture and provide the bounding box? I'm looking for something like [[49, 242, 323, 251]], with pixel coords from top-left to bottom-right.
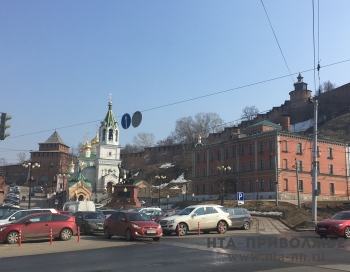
[[44, 131, 67, 146], [102, 101, 117, 128], [68, 168, 92, 188]]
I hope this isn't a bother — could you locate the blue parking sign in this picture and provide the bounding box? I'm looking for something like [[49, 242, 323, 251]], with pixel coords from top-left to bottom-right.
[[237, 192, 244, 201]]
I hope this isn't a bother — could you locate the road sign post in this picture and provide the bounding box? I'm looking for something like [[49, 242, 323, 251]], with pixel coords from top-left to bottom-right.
[[237, 192, 244, 205]]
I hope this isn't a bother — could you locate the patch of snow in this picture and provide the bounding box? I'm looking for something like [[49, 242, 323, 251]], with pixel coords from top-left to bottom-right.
[[133, 172, 139, 176], [291, 119, 313, 132], [170, 186, 181, 190], [151, 183, 169, 189], [169, 173, 190, 184], [159, 163, 175, 169]]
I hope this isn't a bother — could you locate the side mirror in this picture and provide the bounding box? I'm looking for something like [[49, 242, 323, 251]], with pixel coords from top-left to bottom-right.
[[120, 218, 125, 222], [10, 217, 15, 221], [192, 213, 197, 217], [25, 220, 32, 225]]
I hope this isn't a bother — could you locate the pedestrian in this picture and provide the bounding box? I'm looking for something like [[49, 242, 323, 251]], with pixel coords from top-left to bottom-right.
[[22, 195, 25, 201]]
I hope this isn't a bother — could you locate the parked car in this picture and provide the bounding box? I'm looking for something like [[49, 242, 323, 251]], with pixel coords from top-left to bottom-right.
[[59, 211, 74, 216], [315, 211, 350, 238], [159, 204, 232, 236], [95, 204, 104, 209], [3, 199, 20, 206], [133, 207, 161, 216], [103, 211, 162, 241], [7, 193, 20, 198], [33, 186, 43, 193], [74, 211, 105, 235], [226, 208, 252, 230], [63, 201, 96, 214], [0, 208, 59, 226], [0, 207, 20, 219], [152, 211, 179, 223], [100, 209, 118, 218], [0, 212, 76, 244]]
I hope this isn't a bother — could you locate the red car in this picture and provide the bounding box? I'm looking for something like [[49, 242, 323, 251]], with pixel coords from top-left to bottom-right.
[[103, 211, 162, 241], [315, 211, 350, 238], [152, 210, 180, 223], [0, 212, 77, 244]]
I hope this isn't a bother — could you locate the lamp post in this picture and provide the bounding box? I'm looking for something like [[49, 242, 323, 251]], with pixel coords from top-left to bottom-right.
[[192, 193, 195, 205], [155, 175, 166, 208], [182, 190, 185, 207], [256, 179, 259, 201], [167, 195, 169, 209], [123, 187, 127, 210], [22, 162, 41, 209], [217, 165, 231, 206]]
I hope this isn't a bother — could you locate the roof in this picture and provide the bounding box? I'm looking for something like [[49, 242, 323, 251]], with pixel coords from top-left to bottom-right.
[[68, 168, 92, 188], [43, 131, 67, 146], [247, 120, 282, 129], [102, 102, 117, 128], [133, 180, 151, 187]]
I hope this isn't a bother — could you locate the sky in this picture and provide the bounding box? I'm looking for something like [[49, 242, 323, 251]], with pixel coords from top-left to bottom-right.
[[1, 0, 350, 165]]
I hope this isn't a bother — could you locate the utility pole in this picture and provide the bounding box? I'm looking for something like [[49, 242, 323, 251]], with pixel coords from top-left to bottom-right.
[[312, 100, 318, 221], [275, 155, 278, 206], [295, 158, 301, 208]]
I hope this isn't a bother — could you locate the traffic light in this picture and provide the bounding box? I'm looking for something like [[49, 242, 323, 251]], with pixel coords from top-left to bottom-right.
[[0, 113, 11, 140]]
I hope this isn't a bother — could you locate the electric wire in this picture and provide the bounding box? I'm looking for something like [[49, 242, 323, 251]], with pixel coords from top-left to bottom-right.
[[261, 0, 294, 83]]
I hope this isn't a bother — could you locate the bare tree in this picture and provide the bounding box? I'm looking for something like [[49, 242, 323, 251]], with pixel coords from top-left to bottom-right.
[[121, 143, 140, 153], [174, 112, 224, 145], [319, 80, 336, 93], [241, 106, 259, 121], [132, 132, 155, 148], [17, 152, 27, 163]]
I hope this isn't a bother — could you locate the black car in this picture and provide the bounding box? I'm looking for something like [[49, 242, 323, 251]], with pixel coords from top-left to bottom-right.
[[74, 211, 105, 235], [100, 209, 118, 218], [226, 208, 253, 230]]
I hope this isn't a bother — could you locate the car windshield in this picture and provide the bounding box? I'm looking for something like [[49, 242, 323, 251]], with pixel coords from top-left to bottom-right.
[[11, 214, 34, 224], [177, 207, 196, 215], [127, 213, 152, 221], [84, 213, 104, 220], [1, 210, 17, 219], [331, 212, 350, 220]]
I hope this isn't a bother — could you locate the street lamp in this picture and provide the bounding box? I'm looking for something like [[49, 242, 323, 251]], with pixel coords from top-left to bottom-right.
[[167, 195, 169, 209], [182, 190, 186, 207], [155, 175, 166, 208], [256, 179, 259, 201], [22, 162, 40, 209], [123, 187, 127, 210], [217, 165, 231, 206], [192, 193, 195, 204]]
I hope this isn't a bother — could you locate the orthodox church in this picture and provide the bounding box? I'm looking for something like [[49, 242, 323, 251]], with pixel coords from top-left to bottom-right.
[[72, 97, 123, 196]]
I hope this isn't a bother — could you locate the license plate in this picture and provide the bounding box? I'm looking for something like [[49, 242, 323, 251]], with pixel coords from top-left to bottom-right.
[[98, 227, 103, 230], [147, 229, 156, 234], [319, 227, 327, 230]]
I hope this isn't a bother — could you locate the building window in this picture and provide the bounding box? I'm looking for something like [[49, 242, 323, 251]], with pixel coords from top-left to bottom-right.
[[232, 147, 236, 157], [317, 146, 320, 157], [139, 188, 141, 193], [203, 168, 207, 177], [316, 161, 320, 172], [196, 169, 200, 177], [144, 188, 146, 193], [210, 183, 214, 193], [249, 180, 253, 191], [260, 160, 264, 170], [217, 150, 221, 160], [268, 141, 273, 151], [241, 181, 245, 192], [282, 140, 288, 152], [297, 161, 303, 172], [210, 167, 214, 176], [202, 184, 206, 194], [329, 165, 334, 175], [283, 159, 288, 169], [328, 148, 333, 158], [269, 179, 274, 190], [241, 162, 245, 173], [260, 180, 264, 191], [232, 164, 236, 174], [210, 152, 214, 161], [203, 153, 207, 162], [196, 185, 199, 194], [241, 146, 245, 155], [297, 143, 303, 154], [225, 149, 229, 158], [249, 161, 254, 171], [330, 183, 335, 195], [284, 179, 288, 191], [317, 182, 321, 194], [269, 158, 274, 169], [197, 154, 200, 163], [249, 144, 253, 154], [299, 180, 303, 192], [259, 142, 264, 152]]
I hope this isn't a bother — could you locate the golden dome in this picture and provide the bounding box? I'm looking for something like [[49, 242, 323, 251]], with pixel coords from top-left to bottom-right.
[[91, 133, 99, 145]]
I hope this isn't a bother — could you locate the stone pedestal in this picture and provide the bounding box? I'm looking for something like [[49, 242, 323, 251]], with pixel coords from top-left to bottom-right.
[[109, 184, 141, 209]]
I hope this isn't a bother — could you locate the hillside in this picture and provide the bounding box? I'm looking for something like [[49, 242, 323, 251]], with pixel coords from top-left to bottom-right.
[[318, 112, 350, 142]]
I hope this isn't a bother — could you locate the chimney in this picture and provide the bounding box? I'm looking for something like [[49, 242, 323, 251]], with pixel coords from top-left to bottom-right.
[[281, 116, 290, 131]]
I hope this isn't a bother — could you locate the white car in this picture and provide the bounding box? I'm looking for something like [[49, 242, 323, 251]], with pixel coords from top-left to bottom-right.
[[159, 204, 232, 236]]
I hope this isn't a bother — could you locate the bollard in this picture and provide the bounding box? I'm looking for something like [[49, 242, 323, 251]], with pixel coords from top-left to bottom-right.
[[198, 222, 200, 236], [177, 223, 180, 237], [18, 229, 22, 247], [50, 228, 53, 244], [77, 226, 80, 242], [220, 221, 222, 234]]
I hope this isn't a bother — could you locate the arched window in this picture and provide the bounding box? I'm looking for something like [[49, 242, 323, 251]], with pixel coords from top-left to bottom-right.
[[102, 129, 106, 141], [115, 130, 118, 141], [108, 129, 113, 140]]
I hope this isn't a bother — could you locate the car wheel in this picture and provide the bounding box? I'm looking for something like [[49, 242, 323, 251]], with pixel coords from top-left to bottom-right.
[[203, 230, 210, 234], [344, 227, 350, 239], [60, 228, 73, 241], [217, 221, 228, 234], [104, 227, 112, 239], [81, 225, 87, 235], [125, 229, 133, 241], [176, 223, 188, 236], [242, 221, 250, 230], [163, 231, 172, 236], [6, 231, 19, 244], [153, 237, 160, 241]]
